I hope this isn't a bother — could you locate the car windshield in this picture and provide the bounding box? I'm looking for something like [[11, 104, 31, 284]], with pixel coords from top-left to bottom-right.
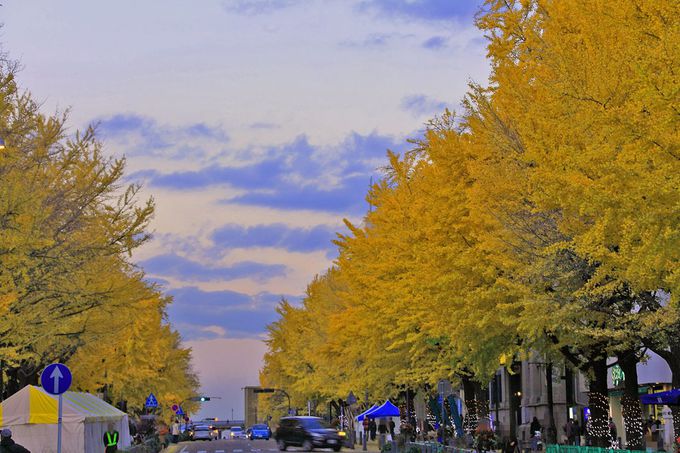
[[231, 427, 242, 431], [194, 426, 209, 431], [253, 424, 268, 429], [300, 418, 331, 429]]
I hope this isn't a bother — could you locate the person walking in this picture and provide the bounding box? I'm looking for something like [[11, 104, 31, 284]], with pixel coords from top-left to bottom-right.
[[563, 419, 575, 445], [504, 438, 521, 453], [103, 423, 119, 453], [531, 417, 543, 452], [171, 419, 181, 444], [572, 420, 581, 446], [0, 429, 31, 453], [369, 419, 377, 441], [377, 420, 388, 449], [608, 418, 617, 446]]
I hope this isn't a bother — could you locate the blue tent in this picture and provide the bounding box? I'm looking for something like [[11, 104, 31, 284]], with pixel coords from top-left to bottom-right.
[[640, 389, 680, 405], [356, 404, 379, 421], [367, 400, 400, 418]]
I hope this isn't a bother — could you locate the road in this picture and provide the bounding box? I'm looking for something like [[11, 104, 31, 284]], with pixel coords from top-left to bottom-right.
[[165, 437, 322, 453], [163, 436, 375, 453]]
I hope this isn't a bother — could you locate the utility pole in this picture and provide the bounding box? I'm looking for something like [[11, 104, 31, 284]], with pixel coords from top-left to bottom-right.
[[363, 389, 369, 451]]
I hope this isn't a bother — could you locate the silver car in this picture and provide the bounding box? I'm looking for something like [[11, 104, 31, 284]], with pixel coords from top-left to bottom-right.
[[230, 426, 247, 439], [191, 424, 218, 441]]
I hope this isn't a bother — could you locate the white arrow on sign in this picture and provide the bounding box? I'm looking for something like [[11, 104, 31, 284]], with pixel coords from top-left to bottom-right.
[[50, 366, 64, 394]]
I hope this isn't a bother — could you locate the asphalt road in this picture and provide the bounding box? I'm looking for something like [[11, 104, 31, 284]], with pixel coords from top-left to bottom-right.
[[168, 438, 280, 453], [165, 436, 373, 453]]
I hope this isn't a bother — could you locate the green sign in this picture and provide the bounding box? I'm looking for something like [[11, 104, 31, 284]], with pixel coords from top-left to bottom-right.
[[612, 365, 625, 387]]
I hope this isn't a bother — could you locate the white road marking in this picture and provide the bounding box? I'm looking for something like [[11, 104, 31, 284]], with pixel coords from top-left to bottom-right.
[[179, 447, 189, 453], [234, 449, 244, 452], [216, 450, 226, 453], [197, 450, 207, 453]]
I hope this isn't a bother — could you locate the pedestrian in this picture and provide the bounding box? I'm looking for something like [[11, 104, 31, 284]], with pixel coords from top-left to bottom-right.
[[608, 418, 617, 445], [0, 428, 31, 453], [573, 420, 581, 446], [377, 420, 388, 449], [650, 419, 658, 443], [655, 420, 663, 451], [171, 419, 180, 443], [103, 422, 119, 453], [531, 417, 542, 438], [389, 419, 396, 437], [563, 419, 574, 445], [504, 438, 521, 453], [533, 431, 544, 452], [369, 419, 377, 441]]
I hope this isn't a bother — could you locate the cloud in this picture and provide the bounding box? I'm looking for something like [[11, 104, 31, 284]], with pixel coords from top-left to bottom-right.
[[139, 253, 288, 282], [356, 0, 482, 22], [222, 0, 299, 15], [132, 131, 408, 214], [211, 223, 339, 253], [422, 36, 447, 50], [96, 113, 229, 160], [249, 122, 280, 129], [339, 33, 411, 48], [167, 286, 300, 340], [400, 94, 448, 116]]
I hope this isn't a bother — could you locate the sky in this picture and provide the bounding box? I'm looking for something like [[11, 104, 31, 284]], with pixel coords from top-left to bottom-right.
[[1, 0, 488, 421]]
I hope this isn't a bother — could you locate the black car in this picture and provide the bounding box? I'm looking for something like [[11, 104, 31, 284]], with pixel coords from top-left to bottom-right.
[[275, 416, 343, 451]]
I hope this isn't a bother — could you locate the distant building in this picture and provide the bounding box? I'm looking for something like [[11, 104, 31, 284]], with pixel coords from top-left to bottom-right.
[[244, 386, 260, 427]]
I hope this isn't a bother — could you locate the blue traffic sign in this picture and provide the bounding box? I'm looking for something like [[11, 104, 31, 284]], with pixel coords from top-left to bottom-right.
[[41, 363, 72, 395], [175, 406, 185, 416], [145, 393, 159, 408]]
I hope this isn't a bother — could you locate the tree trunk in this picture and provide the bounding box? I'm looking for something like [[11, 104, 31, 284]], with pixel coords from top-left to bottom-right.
[[462, 375, 478, 433], [619, 351, 643, 450], [585, 358, 611, 448], [546, 362, 557, 444], [475, 381, 490, 420]]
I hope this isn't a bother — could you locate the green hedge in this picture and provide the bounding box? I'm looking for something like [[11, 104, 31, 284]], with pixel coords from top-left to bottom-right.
[[546, 444, 647, 453]]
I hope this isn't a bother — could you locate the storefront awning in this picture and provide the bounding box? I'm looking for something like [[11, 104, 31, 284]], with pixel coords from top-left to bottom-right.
[[640, 388, 680, 405]]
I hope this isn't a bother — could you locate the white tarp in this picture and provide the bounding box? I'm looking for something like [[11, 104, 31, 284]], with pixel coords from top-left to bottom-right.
[[0, 385, 130, 453]]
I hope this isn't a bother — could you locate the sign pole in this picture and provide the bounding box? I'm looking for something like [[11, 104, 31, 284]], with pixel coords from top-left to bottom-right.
[[40, 364, 71, 453], [57, 393, 63, 453]]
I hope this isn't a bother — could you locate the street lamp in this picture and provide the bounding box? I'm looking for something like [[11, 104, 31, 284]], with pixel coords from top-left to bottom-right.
[[254, 388, 291, 413]]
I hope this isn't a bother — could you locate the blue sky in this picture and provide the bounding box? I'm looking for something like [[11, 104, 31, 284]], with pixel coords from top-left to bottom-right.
[[2, 0, 488, 420]]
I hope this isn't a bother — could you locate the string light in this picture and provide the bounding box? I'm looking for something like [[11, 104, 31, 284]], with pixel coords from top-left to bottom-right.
[[463, 399, 478, 434], [621, 395, 643, 449], [586, 392, 611, 445]]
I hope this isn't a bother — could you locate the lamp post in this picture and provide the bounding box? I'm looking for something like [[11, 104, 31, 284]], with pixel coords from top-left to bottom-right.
[[254, 388, 291, 413]]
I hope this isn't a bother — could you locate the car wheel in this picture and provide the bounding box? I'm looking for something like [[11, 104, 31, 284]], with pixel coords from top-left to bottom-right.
[[333, 446, 342, 452], [302, 439, 313, 451], [278, 439, 287, 451]]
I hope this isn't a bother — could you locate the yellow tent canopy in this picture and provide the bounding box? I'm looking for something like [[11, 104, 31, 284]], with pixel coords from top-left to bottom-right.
[[0, 385, 130, 453]]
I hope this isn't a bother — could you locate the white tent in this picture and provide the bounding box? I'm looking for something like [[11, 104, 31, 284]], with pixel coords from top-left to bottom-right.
[[0, 385, 131, 453]]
